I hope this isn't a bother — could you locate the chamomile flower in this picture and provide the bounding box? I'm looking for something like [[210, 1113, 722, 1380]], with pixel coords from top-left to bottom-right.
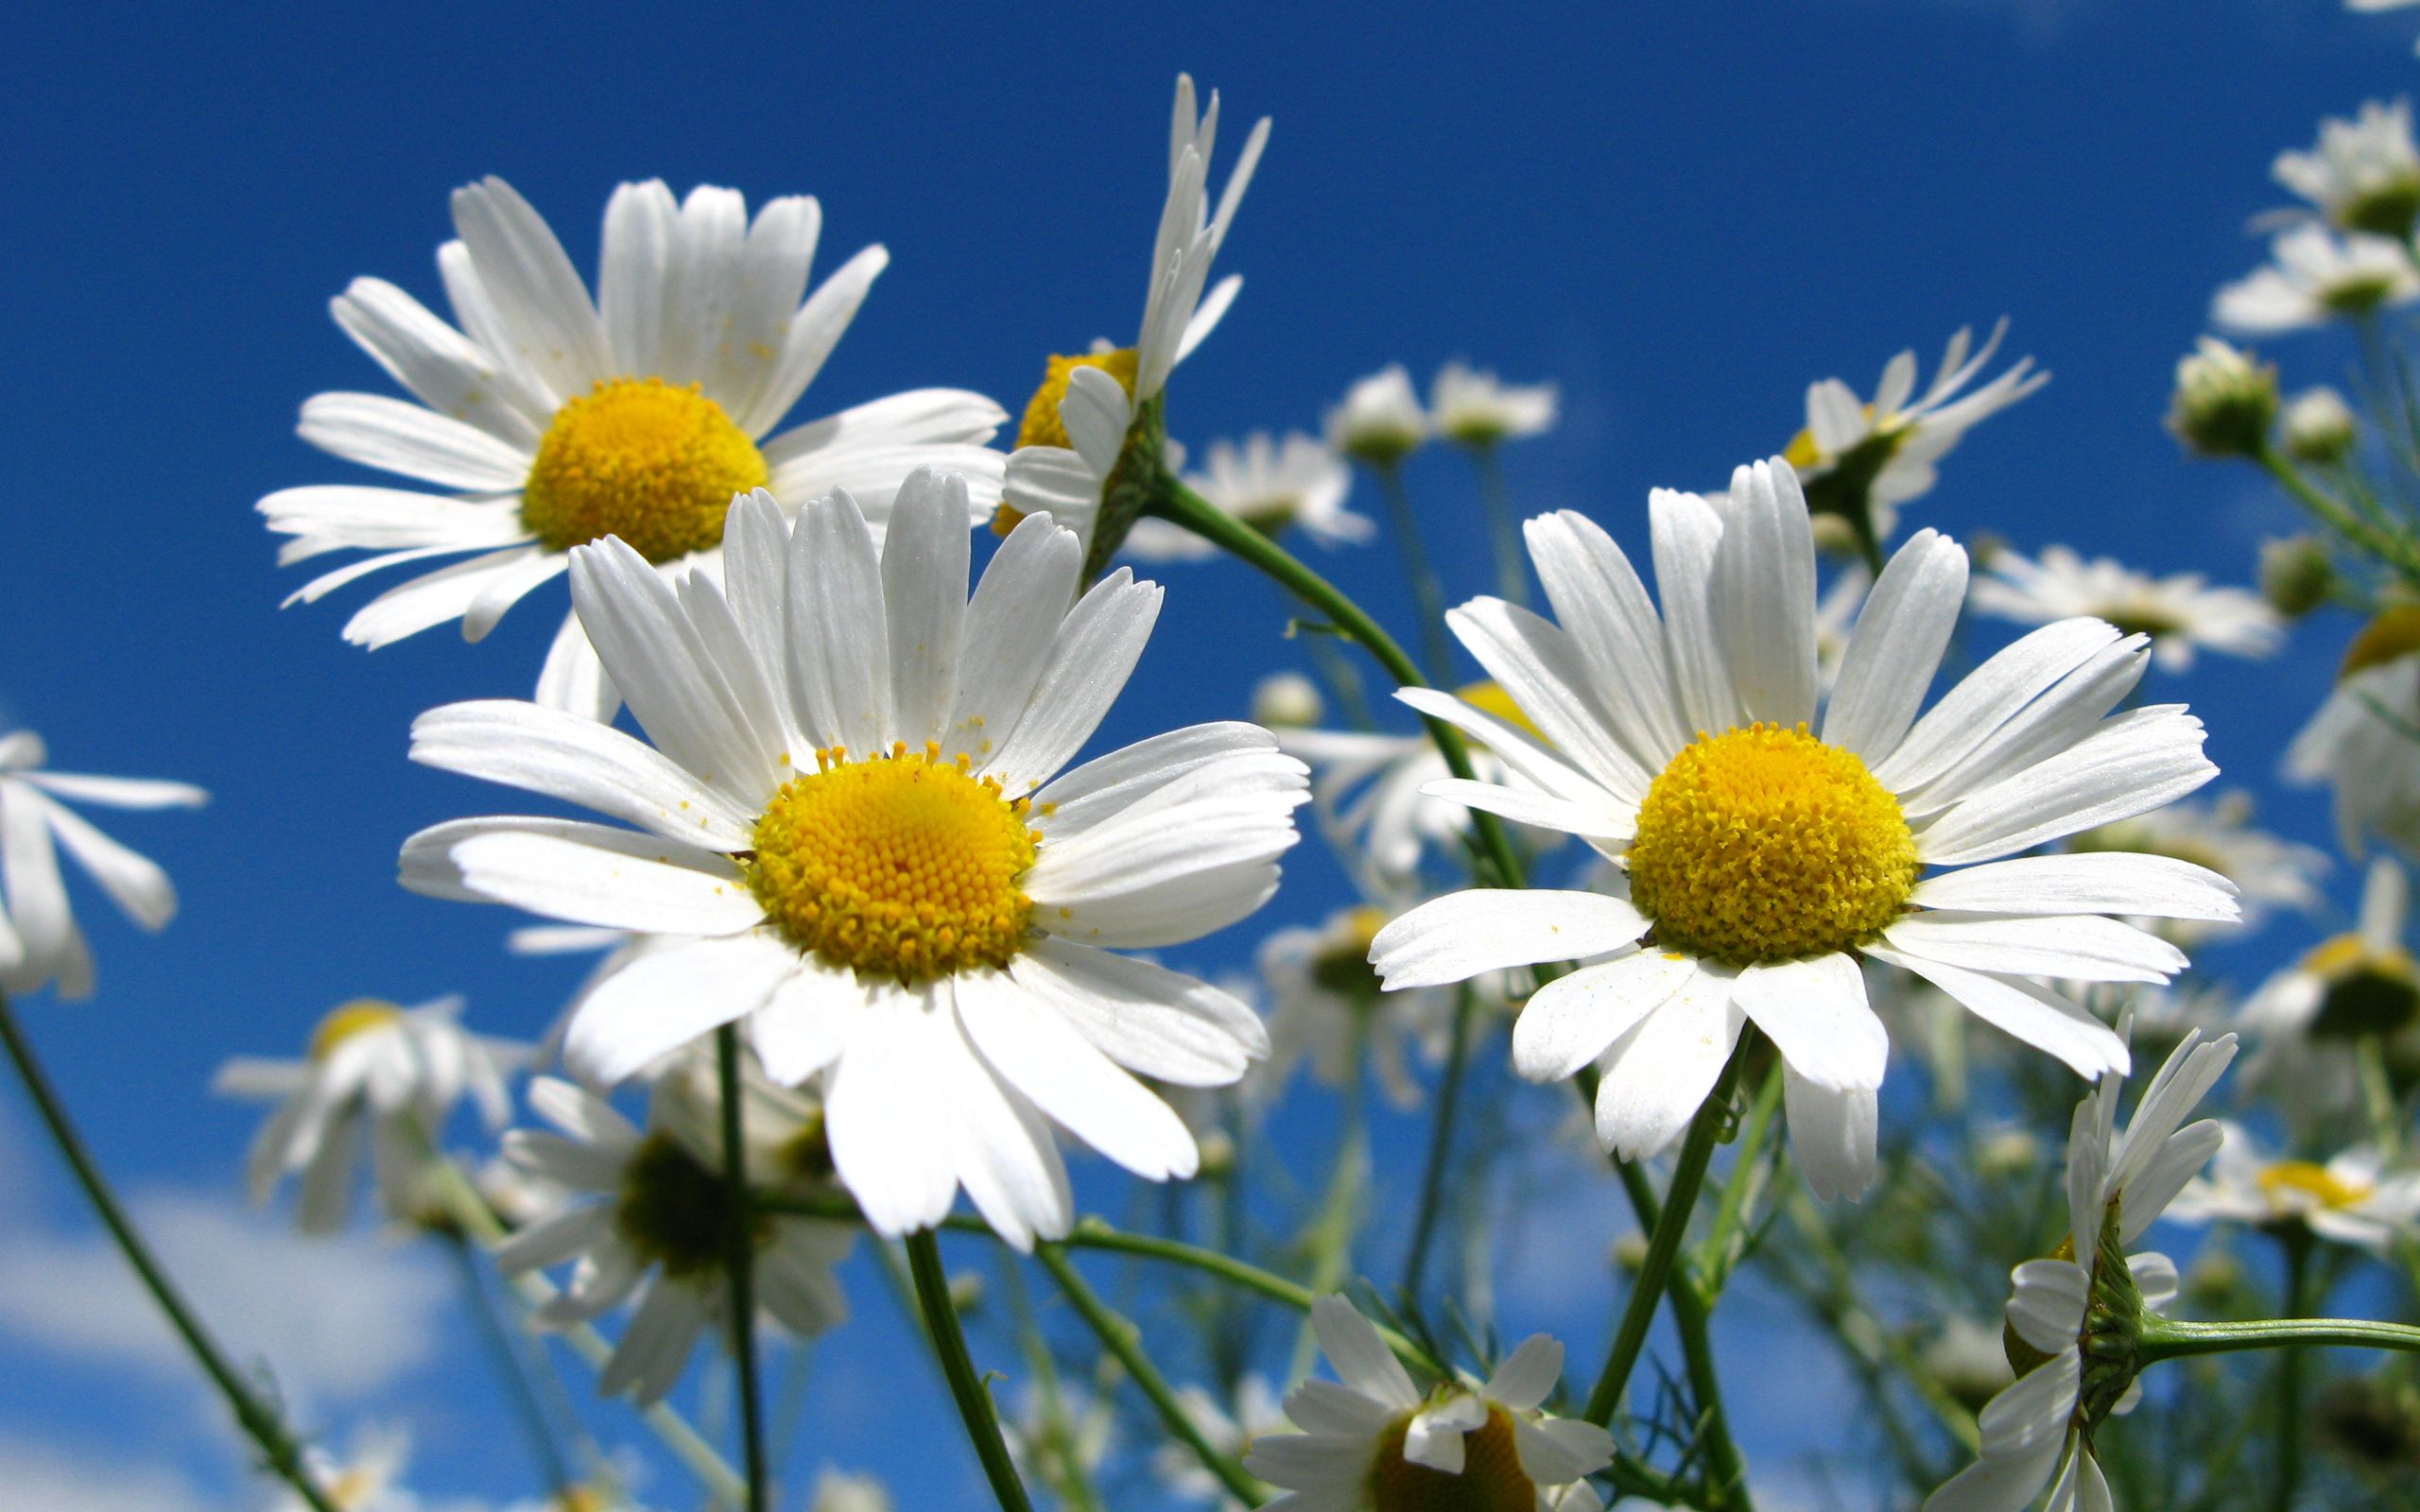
[[274, 1425, 416, 1512], [1155, 1376, 1286, 1508], [1782, 321, 2047, 543], [2287, 607, 2420, 856], [214, 995, 527, 1234], [1124, 431, 1367, 562], [1926, 1029, 2238, 1512], [2168, 337, 2281, 459], [994, 76, 1269, 562], [2282, 386, 2359, 465], [0, 730, 205, 999], [1374, 461, 2231, 1200], [2169, 1123, 2420, 1254], [1430, 362, 1559, 449], [402, 474, 1303, 1247], [2065, 792, 2326, 943], [2273, 98, 2420, 238], [1327, 367, 1430, 469], [264, 175, 1005, 720], [808, 1469, 893, 1512], [2214, 225, 2420, 335], [1261, 904, 1458, 1110], [1246, 1296, 1614, 1512], [2241, 858, 2420, 1123], [1970, 545, 2282, 673], [497, 1070, 853, 1404]]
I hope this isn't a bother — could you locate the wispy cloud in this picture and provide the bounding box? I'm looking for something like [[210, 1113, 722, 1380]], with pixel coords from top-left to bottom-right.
[[0, 1431, 209, 1512]]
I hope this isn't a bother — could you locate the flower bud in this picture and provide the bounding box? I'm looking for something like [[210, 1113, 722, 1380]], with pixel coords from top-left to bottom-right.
[[1326, 366, 1428, 469], [2168, 337, 2279, 458], [1252, 671, 1324, 729], [2260, 535, 2337, 619], [2283, 386, 2358, 464]]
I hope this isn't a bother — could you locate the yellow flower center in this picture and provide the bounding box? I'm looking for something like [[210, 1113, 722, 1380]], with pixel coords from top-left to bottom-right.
[[993, 349, 1140, 535], [1627, 724, 1918, 966], [2259, 1160, 2373, 1212], [309, 999, 405, 1061], [2341, 606, 2420, 680], [2300, 934, 2420, 1039], [520, 378, 768, 561], [745, 743, 1040, 982], [1456, 680, 1548, 745], [1370, 1403, 1535, 1512]]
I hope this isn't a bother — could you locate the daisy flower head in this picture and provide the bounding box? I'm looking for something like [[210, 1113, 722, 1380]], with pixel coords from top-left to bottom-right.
[[2213, 225, 2420, 335], [2287, 606, 2420, 857], [2168, 336, 2281, 459], [1430, 362, 1560, 449], [264, 175, 1006, 720], [2241, 857, 2420, 1123], [2064, 791, 2326, 944], [1373, 461, 2233, 1200], [994, 75, 1269, 569], [1124, 430, 1367, 562], [1245, 1296, 1616, 1512], [1155, 1375, 1286, 1508], [1969, 544, 2283, 673], [214, 995, 527, 1234], [1328, 366, 1431, 470], [1783, 321, 2047, 546], [2281, 385, 2359, 465], [2273, 97, 2420, 238], [0, 730, 205, 1000], [497, 1068, 853, 1404], [277, 1424, 416, 1512], [402, 472, 1305, 1248], [1926, 1028, 2238, 1512], [2169, 1122, 2420, 1255], [1261, 903, 1459, 1111]]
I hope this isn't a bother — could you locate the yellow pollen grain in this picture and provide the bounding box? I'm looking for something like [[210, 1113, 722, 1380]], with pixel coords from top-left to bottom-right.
[[1626, 723, 1918, 966], [309, 999, 405, 1061], [520, 378, 768, 561], [1368, 1403, 1534, 1512], [993, 348, 1140, 536], [2259, 1160, 2373, 1211], [745, 742, 1039, 982]]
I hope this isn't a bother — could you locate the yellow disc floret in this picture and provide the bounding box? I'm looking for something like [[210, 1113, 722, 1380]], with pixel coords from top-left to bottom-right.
[[746, 743, 1040, 982], [310, 999, 405, 1061], [1369, 1402, 1535, 1512], [1628, 723, 1918, 966], [1456, 680, 1549, 745], [2259, 1160, 2374, 1213], [994, 348, 1141, 536], [520, 378, 769, 561]]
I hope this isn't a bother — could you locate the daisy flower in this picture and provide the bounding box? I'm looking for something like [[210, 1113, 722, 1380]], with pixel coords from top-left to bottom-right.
[[498, 1070, 853, 1404], [213, 995, 527, 1234], [1246, 1296, 1614, 1512], [264, 175, 1005, 720], [1327, 366, 1430, 470], [2213, 225, 2420, 335], [1155, 1376, 1287, 1509], [808, 1469, 892, 1512], [1262, 904, 1458, 1111], [0, 730, 205, 1000], [2169, 1123, 2420, 1255], [1430, 362, 1559, 449], [1783, 321, 2047, 543], [2241, 857, 2420, 1124], [1970, 545, 2281, 673], [2064, 792, 2326, 943], [1373, 461, 2231, 1199], [2167, 337, 2281, 459], [1926, 1028, 2238, 1512], [2287, 607, 2420, 856], [2281, 385, 2359, 464], [2273, 97, 2420, 237], [994, 75, 1269, 563], [401, 473, 1303, 1247], [1125, 431, 1367, 562], [275, 1425, 416, 1512]]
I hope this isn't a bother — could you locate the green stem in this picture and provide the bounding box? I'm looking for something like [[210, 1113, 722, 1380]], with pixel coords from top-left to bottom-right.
[[443, 1230, 577, 1500], [715, 1027, 769, 1512], [2137, 1314, 2420, 1360], [1290, 1022, 1369, 1383], [1400, 985, 1478, 1301], [1471, 446, 1531, 609], [2359, 1035, 2403, 1165], [2257, 445, 2420, 585], [1372, 461, 1459, 681], [1148, 479, 1527, 891], [1036, 1244, 1263, 1506], [1583, 1035, 1753, 1427], [2272, 1231, 2313, 1512], [0, 992, 343, 1512], [1691, 1060, 1784, 1298], [906, 1229, 1033, 1512], [996, 1255, 1103, 1512]]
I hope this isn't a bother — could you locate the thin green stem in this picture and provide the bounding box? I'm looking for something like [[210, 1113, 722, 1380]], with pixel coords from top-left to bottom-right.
[[2137, 1314, 2420, 1361], [0, 992, 342, 1512], [1290, 1022, 1369, 1383], [1372, 461, 1459, 680], [907, 1229, 1033, 1512], [2272, 1231, 2313, 1512], [715, 1027, 769, 1512], [1693, 1060, 1784, 1299], [996, 1255, 1103, 1512], [1470, 445, 1530, 609], [1583, 1035, 1753, 1427], [1400, 985, 1478, 1302], [1036, 1245, 1263, 1506], [444, 1231, 577, 1500], [2258, 445, 2420, 585]]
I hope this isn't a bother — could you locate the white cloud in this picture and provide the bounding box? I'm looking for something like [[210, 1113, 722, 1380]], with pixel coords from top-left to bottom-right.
[[0, 1431, 210, 1512], [0, 1187, 451, 1406]]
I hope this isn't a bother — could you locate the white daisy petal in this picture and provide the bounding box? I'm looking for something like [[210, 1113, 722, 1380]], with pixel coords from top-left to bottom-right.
[[1710, 459, 1819, 727], [982, 570, 1163, 792], [558, 932, 793, 1086], [1307, 1295, 1422, 1410], [1649, 488, 1743, 736], [1783, 1066, 1880, 1201], [1484, 1335, 1564, 1412], [1511, 949, 1697, 1083], [1733, 953, 1886, 1092], [955, 971, 1198, 1181], [342, 547, 554, 650], [1915, 706, 2217, 865], [1594, 964, 1742, 1160], [1824, 529, 1969, 762], [450, 176, 614, 398], [1880, 912, 2186, 985], [1446, 599, 1652, 798], [881, 471, 973, 747], [946, 512, 1083, 766], [1910, 852, 2238, 921], [2006, 1258, 2089, 1354], [825, 992, 962, 1236], [1370, 889, 1651, 989], [1523, 509, 1688, 763], [787, 489, 895, 758], [1875, 619, 2119, 793], [408, 698, 755, 848], [297, 392, 532, 490], [739, 244, 890, 438], [1014, 937, 1268, 1082], [1864, 945, 2129, 1080], [748, 963, 872, 1085]]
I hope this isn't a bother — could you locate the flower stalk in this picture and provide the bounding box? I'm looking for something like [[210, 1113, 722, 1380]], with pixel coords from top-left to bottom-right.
[[906, 1228, 1034, 1512]]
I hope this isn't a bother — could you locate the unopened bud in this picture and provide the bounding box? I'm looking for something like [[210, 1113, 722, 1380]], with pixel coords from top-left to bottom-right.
[[2168, 337, 2279, 459], [1610, 1233, 1651, 1273], [2283, 386, 2358, 464], [1326, 366, 1428, 469], [1251, 672, 1324, 729], [2260, 535, 2337, 619]]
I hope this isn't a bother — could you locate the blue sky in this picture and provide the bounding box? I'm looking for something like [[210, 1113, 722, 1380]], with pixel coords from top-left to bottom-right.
[[3, 0, 2415, 1506]]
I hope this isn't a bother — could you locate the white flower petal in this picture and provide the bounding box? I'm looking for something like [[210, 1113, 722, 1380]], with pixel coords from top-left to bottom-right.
[[1915, 706, 2216, 865], [786, 489, 894, 758], [1783, 1065, 1879, 1200], [982, 569, 1163, 793], [955, 971, 1198, 1181], [2006, 1258, 2089, 1354], [1875, 619, 2119, 793], [749, 964, 873, 1085], [1710, 459, 1819, 728], [1594, 964, 1741, 1160], [1308, 1296, 1422, 1411], [881, 471, 973, 747], [1523, 509, 1689, 763], [297, 392, 533, 490], [408, 698, 755, 849], [1910, 852, 2238, 922], [1864, 945, 2129, 1080], [1371, 889, 1651, 989], [1014, 937, 1268, 1084], [1881, 912, 2185, 985], [1649, 488, 1743, 736], [1511, 949, 1697, 1083], [1824, 528, 1969, 762], [559, 932, 794, 1086], [1483, 1334, 1564, 1412], [1445, 598, 1652, 799], [1733, 953, 1886, 1092], [450, 176, 614, 399], [946, 512, 1082, 767]]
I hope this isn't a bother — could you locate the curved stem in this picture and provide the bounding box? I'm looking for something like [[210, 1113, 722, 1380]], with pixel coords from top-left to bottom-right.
[[0, 992, 343, 1512], [444, 1231, 577, 1500], [1400, 985, 1478, 1302], [1470, 446, 1531, 609], [1372, 461, 1459, 680], [715, 1027, 769, 1512], [908, 1229, 1033, 1512], [2257, 445, 2420, 585], [2138, 1314, 2420, 1361], [1035, 1245, 1263, 1506]]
